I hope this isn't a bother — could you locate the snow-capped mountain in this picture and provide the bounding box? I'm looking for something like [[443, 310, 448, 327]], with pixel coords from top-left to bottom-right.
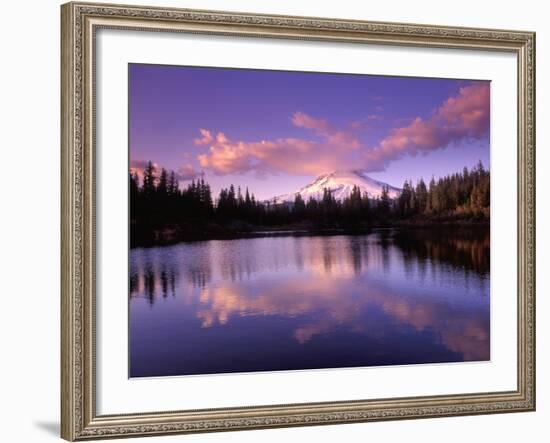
[[268, 170, 401, 204]]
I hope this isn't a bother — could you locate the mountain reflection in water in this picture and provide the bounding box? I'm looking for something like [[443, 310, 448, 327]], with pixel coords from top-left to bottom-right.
[[130, 228, 490, 377]]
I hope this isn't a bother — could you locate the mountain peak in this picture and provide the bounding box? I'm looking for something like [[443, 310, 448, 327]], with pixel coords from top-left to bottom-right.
[[268, 170, 401, 204]]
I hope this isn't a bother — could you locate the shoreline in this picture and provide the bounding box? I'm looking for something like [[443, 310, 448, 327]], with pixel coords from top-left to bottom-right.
[[130, 220, 489, 249]]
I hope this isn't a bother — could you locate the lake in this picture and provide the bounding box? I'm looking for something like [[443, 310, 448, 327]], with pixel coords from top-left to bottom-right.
[[129, 228, 490, 377]]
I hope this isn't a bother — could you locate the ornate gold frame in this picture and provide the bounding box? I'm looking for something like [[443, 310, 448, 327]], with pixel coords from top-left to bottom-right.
[[61, 2, 536, 440]]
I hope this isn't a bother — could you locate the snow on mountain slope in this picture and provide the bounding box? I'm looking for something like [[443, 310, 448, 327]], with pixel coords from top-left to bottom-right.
[[268, 170, 401, 204]]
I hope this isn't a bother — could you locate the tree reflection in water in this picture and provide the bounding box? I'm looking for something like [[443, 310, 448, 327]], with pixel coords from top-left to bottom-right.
[[129, 228, 490, 377]]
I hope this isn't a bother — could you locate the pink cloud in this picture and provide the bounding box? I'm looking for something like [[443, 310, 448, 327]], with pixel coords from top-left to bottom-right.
[[438, 82, 490, 137], [194, 128, 214, 145], [292, 111, 332, 134], [177, 164, 199, 181], [364, 82, 490, 171], [194, 82, 489, 176], [196, 112, 363, 176]]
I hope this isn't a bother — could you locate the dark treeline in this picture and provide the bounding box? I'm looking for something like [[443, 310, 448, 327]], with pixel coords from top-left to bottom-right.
[[130, 161, 489, 246], [394, 161, 489, 221]]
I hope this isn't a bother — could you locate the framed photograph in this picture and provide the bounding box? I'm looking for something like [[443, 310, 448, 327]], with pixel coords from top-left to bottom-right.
[[61, 1, 536, 440]]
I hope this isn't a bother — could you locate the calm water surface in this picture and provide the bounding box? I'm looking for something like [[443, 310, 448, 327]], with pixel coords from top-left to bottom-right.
[[129, 229, 490, 377]]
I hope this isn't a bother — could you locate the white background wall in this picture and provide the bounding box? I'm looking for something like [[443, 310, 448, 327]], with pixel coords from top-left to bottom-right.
[[0, 1, 547, 442]]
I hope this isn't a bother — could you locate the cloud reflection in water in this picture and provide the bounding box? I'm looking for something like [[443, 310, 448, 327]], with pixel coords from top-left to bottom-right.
[[130, 229, 489, 377]]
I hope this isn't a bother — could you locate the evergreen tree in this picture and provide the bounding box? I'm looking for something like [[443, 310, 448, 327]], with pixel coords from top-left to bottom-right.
[[361, 192, 371, 221], [293, 193, 306, 220], [157, 168, 168, 195], [167, 171, 178, 196], [415, 179, 428, 214], [142, 161, 156, 196], [129, 172, 140, 218], [379, 185, 391, 218]]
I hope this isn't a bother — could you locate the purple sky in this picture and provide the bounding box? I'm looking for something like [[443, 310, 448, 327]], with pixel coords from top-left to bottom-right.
[[129, 64, 490, 200]]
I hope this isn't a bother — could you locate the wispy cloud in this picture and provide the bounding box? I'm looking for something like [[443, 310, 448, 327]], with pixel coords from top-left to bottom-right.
[[177, 164, 199, 181], [194, 128, 214, 146], [363, 82, 489, 171]]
